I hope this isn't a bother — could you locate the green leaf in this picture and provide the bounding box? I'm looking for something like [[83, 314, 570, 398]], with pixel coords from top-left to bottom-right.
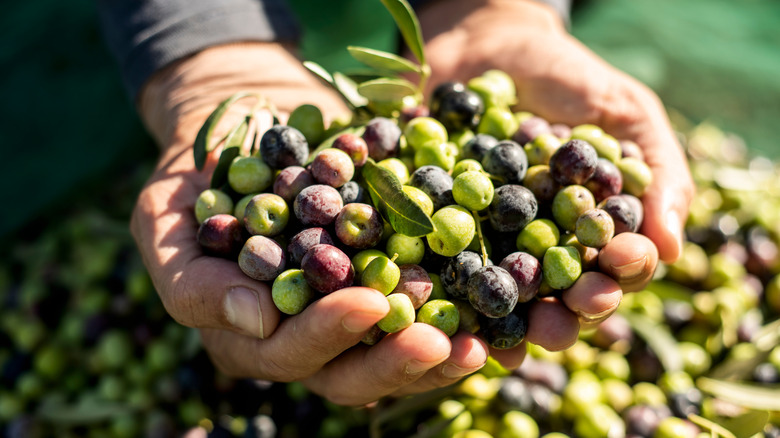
[[687, 414, 737, 438], [37, 397, 131, 424], [288, 104, 325, 146], [210, 117, 248, 189], [708, 348, 771, 381], [752, 317, 780, 351], [644, 280, 696, 303], [303, 60, 334, 84], [304, 62, 367, 109], [347, 46, 421, 74], [380, 0, 426, 65], [357, 78, 418, 102], [697, 377, 780, 411], [334, 72, 369, 108], [362, 160, 434, 237], [709, 316, 779, 380], [193, 91, 255, 170], [210, 147, 240, 189], [720, 410, 770, 438], [620, 310, 683, 372], [369, 386, 455, 438]]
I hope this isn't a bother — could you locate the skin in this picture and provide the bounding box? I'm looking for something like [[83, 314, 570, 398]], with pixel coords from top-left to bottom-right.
[[415, 0, 691, 358], [130, 0, 692, 409]]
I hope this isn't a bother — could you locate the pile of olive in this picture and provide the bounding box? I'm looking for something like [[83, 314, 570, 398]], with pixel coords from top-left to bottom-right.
[[194, 68, 655, 350]]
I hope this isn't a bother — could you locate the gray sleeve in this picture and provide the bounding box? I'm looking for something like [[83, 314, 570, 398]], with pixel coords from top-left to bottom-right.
[[536, 0, 573, 25], [97, 0, 300, 100], [97, 0, 572, 101]]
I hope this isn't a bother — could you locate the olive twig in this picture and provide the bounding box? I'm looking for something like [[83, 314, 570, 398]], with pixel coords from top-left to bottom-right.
[[687, 414, 737, 438], [242, 115, 257, 156], [472, 210, 489, 266], [417, 63, 431, 102]]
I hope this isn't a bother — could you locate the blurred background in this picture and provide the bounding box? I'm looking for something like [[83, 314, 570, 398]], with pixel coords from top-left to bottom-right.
[[2, 0, 779, 238], [1, 0, 779, 436]]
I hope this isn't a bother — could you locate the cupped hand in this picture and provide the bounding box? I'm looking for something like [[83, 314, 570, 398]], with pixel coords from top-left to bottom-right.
[[415, 0, 693, 344], [130, 42, 496, 406]]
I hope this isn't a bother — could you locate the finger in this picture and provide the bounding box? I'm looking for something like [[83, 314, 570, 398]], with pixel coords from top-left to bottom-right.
[[303, 322, 453, 406], [392, 331, 490, 396], [599, 232, 659, 292], [561, 271, 623, 330], [639, 142, 692, 264], [525, 297, 579, 351], [201, 287, 390, 383], [488, 342, 527, 371], [183, 428, 208, 438], [602, 80, 693, 264]]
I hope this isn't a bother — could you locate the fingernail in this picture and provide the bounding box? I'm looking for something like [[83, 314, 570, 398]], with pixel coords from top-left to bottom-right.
[[610, 256, 648, 281], [224, 288, 263, 338], [342, 311, 385, 333], [578, 307, 617, 324], [442, 363, 484, 379], [405, 359, 434, 376]]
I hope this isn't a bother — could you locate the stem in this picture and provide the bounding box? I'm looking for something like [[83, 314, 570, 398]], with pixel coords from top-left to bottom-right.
[[417, 64, 431, 101], [472, 210, 489, 266], [266, 101, 282, 125], [248, 93, 265, 113], [243, 115, 257, 156], [687, 414, 736, 438], [390, 253, 399, 263]]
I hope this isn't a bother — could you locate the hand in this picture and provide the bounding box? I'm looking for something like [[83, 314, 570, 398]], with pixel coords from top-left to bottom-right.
[[415, 0, 693, 339], [131, 42, 494, 406]]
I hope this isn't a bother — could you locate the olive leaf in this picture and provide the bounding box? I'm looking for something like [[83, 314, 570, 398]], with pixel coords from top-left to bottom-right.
[[697, 377, 780, 412], [620, 310, 683, 372], [369, 386, 455, 438], [193, 91, 256, 170], [687, 414, 737, 438], [37, 398, 131, 424], [303, 60, 334, 84], [304, 61, 367, 109], [357, 78, 418, 101], [752, 316, 780, 351], [362, 160, 434, 237], [347, 46, 422, 74], [334, 72, 369, 108], [718, 410, 770, 438], [643, 280, 696, 302], [667, 410, 768, 438], [288, 104, 326, 146], [707, 343, 771, 381], [380, 0, 426, 65], [210, 116, 249, 188], [708, 310, 775, 380]]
